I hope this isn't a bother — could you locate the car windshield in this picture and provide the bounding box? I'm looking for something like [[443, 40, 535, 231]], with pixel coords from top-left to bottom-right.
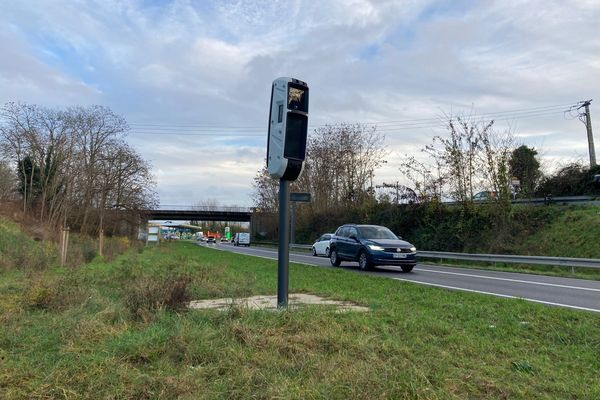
[[357, 226, 398, 240]]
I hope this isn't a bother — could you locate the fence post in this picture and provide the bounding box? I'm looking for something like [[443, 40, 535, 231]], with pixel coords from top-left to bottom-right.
[[99, 228, 104, 257], [60, 227, 70, 267], [59, 228, 65, 267]]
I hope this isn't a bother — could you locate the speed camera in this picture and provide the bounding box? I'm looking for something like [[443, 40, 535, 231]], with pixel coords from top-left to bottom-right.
[[267, 77, 309, 180]]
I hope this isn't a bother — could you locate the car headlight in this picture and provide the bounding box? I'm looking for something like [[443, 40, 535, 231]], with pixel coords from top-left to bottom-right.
[[368, 244, 385, 251], [410, 246, 417, 252]]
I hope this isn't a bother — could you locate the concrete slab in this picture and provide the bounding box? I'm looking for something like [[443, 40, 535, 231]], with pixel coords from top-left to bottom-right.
[[188, 293, 369, 312]]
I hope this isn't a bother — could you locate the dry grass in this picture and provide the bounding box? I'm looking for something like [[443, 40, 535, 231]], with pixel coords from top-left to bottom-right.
[[1, 241, 598, 399]]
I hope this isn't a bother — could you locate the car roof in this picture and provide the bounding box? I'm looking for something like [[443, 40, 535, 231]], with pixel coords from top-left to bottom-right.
[[339, 224, 383, 228]]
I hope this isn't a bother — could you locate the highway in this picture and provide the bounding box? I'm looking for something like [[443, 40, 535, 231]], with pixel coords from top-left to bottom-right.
[[204, 242, 600, 313]]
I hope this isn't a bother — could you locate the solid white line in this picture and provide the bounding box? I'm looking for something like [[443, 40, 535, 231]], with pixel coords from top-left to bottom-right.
[[393, 278, 600, 313], [206, 245, 599, 312], [208, 245, 323, 267], [417, 268, 600, 292]]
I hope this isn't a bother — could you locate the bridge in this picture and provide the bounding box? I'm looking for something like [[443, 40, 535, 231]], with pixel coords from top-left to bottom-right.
[[142, 206, 253, 222]]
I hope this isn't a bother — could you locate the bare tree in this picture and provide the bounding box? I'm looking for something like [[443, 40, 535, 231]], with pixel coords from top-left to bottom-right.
[[68, 105, 128, 233], [251, 123, 387, 213], [0, 103, 74, 220], [0, 102, 157, 234], [251, 166, 279, 212], [399, 116, 513, 209], [193, 198, 220, 211], [478, 125, 514, 206], [305, 123, 386, 209]]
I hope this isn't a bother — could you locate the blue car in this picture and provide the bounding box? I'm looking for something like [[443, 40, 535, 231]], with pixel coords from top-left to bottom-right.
[[329, 224, 417, 272]]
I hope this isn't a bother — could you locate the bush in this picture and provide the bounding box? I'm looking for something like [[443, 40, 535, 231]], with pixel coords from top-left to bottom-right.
[[124, 273, 191, 321], [22, 275, 87, 311], [103, 236, 139, 262], [536, 163, 600, 196], [23, 281, 56, 310]]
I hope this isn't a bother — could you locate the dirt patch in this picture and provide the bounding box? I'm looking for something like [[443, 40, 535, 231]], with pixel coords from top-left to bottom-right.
[[189, 293, 370, 312]]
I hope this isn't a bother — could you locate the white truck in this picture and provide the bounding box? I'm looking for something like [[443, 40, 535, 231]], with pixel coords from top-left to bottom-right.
[[233, 232, 250, 247]]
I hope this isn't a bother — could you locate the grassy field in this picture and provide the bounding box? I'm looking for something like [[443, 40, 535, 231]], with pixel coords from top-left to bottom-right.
[[519, 206, 600, 258], [1, 241, 599, 399]]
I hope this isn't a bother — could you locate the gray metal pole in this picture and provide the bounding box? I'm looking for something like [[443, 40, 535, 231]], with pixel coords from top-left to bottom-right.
[[584, 102, 596, 167], [277, 179, 290, 309]]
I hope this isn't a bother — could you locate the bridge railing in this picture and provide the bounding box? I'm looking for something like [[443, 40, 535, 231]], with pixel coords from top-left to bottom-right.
[[153, 205, 254, 212]]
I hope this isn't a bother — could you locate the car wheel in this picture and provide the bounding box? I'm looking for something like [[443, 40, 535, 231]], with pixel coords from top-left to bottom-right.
[[358, 251, 373, 271], [312, 247, 317, 256], [325, 247, 330, 257], [401, 265, 414, 273], [330, 249, 341, 267]]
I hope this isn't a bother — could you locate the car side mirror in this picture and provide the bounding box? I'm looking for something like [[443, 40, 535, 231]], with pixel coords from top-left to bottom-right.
[[349, 234, 358, 241]]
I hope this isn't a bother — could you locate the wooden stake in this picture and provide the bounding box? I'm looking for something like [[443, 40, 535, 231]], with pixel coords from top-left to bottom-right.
[[99, 228, 104, 257]]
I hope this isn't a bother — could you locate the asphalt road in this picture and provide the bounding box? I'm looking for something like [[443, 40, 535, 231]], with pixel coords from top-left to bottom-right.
[[203, 242, 600, 313]]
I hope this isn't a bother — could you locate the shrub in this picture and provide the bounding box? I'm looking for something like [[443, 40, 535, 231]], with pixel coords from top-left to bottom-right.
[[103, 236, 139, 262], [23, 281, 56, 310], [124, 273, 191, 321], [22, 275, 87, 311], [536, 163, 600, 196]]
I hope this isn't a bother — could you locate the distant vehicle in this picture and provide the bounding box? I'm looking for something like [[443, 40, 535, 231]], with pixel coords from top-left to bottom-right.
[[473, 191, 497, 201], [233, 232, 250, 246], [206, 235, 216, 244], [329, 224, 417, 272], [311, 233, 333, 257], [165, 233, 179, 240]]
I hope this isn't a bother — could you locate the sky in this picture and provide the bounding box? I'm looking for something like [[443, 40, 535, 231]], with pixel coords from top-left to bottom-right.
[[1, 0, 599, 207]]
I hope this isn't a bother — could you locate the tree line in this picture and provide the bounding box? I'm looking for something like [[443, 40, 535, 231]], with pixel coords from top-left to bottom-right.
[[0, 102, 157, 235], [251, 117, 599, 241]]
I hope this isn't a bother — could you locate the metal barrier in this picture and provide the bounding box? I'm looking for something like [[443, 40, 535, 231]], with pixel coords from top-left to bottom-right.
[[290, 243, 312, 250], [288, 244, 600, 270], [417, 251, 600, 270], [441, 195, 600, 206]]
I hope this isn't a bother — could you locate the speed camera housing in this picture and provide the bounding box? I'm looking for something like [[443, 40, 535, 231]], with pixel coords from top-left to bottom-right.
[[267, 77, 309, 181]]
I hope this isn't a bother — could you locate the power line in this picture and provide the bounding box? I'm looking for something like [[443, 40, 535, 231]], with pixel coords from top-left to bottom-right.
[[126, 102, 578, 137]]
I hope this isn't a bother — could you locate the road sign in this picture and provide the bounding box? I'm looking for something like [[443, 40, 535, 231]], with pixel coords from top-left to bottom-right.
[[290, 192, 311, 202]]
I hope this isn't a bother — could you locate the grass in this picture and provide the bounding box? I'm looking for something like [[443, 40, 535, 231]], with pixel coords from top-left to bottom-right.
[[518, 206, 600, 258], [415, 205, 600, 280], [0, 217, 58, 270], [1, 241, 599, 399]]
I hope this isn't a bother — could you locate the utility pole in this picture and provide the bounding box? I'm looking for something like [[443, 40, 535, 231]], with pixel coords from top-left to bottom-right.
[[578, 100, 596, 167]]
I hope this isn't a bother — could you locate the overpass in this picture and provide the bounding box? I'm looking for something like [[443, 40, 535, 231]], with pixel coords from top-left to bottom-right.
[[142, 206, 253, 222]]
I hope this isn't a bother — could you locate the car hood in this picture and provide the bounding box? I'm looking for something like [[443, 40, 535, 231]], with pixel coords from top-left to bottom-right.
[[364, 238, 413, 248]]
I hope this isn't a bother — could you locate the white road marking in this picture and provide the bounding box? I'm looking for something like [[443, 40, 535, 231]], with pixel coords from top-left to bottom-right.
[[393, 278, 600, 313], [206, 244, 600, 312], [417, 268, 600, 292], [206, 245, 323, 267]]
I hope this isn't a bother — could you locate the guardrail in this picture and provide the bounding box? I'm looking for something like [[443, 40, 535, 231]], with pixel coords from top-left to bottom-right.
[[442, 195, 600, 206], [417, 251, 600, 271], [290, 243, 312, 250], [288, 244, 600, 271], [511, 195, 600, 206]]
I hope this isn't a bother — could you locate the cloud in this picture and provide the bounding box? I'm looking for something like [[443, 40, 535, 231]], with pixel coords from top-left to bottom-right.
[[1, 0, 599, 206]]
